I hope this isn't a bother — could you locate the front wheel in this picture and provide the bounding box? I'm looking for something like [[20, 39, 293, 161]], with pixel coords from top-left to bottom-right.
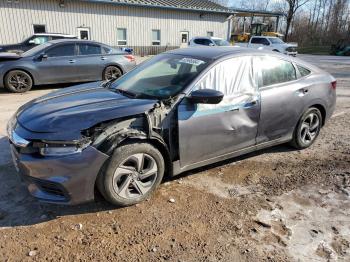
[[97, 142, 165, 206], [4, 70, 33, 93], [290, 107, 322, 149]]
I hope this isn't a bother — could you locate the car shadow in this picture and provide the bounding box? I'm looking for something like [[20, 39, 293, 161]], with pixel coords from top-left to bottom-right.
[[0, 135, 296, 228]]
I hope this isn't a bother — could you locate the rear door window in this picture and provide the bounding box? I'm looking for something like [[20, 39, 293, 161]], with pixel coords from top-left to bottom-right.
[[255, 56, 297, 87], [46, 44, 76, 57], [78, 43, 102, 55], [194, 38, 213, 46]]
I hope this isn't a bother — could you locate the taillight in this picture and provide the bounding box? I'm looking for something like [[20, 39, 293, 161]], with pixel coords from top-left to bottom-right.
[[331, 80, 337, 89], [124, 55, 135, 62]]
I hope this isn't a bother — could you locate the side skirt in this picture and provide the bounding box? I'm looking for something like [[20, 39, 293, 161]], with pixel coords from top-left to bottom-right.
[[172, 136, 292, 176]]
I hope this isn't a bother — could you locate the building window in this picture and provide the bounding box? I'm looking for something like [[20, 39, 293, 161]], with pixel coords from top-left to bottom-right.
[[152, 29, 161, 46], [117, 28, 127, 46], [33, 24, 46, 33], [77, 27, 90, 40], [207, 31, 214, 37]]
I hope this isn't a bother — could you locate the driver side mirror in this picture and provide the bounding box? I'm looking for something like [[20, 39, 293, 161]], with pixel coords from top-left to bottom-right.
[[188, 89, 224, 104], [263, 41, 270, 46], [38, 53, 48, 60]]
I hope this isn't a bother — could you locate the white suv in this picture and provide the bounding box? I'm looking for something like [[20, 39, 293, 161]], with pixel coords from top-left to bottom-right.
[[189, 37, 231, 47]]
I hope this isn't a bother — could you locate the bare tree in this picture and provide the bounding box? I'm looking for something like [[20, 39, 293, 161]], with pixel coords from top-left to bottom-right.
[[284, 0, 312, 41]]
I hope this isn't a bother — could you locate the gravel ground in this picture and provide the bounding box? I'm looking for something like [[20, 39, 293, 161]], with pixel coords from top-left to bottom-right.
[[0, 55, 349, 261]]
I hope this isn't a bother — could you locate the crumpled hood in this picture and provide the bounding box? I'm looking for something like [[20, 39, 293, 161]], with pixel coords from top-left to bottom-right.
[[16, 82, 157, 137]]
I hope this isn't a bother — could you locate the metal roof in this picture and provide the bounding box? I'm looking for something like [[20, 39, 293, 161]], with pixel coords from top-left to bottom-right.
[[79, 0, 232, 14], [230, 7, 284, 17], [167, 47, 299, 62], [78, 0, 283, 17]]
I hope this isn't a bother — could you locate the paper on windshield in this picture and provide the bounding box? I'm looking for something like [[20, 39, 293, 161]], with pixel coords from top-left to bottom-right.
[[179, 58, 205, 66]]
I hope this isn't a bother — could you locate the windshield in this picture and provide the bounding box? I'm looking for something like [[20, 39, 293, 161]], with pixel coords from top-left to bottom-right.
[[110, 54, 210, 99], [268, 38, 284, 44], [22, 42, 53, 57], [213, 39, 230, 46]]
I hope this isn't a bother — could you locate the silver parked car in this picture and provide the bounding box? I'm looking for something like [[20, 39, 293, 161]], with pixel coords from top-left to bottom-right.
[[189, 36, 231, 47], [8, 47, 336, 206], [0, 39, 136, 93]]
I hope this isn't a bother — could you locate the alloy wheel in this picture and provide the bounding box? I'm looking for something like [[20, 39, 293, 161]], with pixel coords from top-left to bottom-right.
[[104, 66, 122, 81], [300, 112, 320, 145], [112, 153, 158, 199], [7, 71, 32, 92]]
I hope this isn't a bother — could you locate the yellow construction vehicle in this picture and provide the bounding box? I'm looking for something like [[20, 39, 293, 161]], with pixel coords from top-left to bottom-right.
[[236, 23, 283, 42]]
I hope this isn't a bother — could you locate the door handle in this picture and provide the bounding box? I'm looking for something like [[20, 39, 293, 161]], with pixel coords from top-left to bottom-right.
[[227, 108, 239, 112], [101, 56, 107, 60], [297, 88, 309, 96], [243, 99, 258, 108], [69, 59, 76, 64]]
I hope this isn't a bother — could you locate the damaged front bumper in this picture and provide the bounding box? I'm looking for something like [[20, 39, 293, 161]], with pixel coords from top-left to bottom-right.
[[8, 128, 109, 205]]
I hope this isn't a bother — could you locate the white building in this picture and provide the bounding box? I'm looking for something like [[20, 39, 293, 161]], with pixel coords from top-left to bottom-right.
[[0, 0, 233, 55]]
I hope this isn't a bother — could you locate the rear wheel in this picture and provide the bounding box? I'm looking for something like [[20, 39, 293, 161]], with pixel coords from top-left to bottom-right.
[[4, 70, 33, 93], [97, 142, 165, 206], [103, 66, 122, 81], [290, 107, 322, 149]]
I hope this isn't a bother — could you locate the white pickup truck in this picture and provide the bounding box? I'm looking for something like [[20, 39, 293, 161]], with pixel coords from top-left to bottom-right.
[[235, 36, 298, 56]]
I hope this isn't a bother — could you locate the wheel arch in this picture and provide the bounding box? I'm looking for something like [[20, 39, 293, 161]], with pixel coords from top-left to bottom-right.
[[309, 104, 326, 126], [103, 63, 125, 75], [94, 136, 172, 193], [119, 137, 172, 178]]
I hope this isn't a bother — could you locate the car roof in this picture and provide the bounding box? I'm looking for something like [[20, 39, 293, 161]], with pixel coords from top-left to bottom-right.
[[167, 47, 320, 72], [34, 33, 76, 37], [191, 36, 223, 40], [47, 39, 103, 45], [167, 46, 270, 59], [251, 36, 278, 39]]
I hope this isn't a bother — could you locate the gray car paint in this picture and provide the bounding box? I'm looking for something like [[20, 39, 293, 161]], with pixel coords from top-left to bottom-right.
[[7, 47, 336, 205], [0, 39, 136, 89]]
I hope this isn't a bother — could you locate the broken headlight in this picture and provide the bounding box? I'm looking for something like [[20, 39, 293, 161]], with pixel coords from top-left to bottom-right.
[[36, 139, 91, 157]]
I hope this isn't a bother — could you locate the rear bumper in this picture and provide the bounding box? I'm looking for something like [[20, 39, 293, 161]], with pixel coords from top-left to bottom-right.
[[10, 144, 109, 205]]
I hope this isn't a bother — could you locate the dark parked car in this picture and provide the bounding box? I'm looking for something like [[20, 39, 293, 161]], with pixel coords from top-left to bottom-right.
[[0, 39, 136, 93], [0, 33, 77, 53], [7, 47, 336, 206]]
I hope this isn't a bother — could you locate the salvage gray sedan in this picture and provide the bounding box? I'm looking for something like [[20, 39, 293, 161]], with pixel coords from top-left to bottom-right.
[[7, 47, 336, 206], [0, 39, 136, 93]]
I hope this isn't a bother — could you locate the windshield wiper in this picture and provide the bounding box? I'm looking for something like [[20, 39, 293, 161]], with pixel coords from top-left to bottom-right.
[[102, 79, 115, 89]]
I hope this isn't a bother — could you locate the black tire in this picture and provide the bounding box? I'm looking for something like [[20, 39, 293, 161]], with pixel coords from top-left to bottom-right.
[[97, 142, 165, 207], [4, 70, 33, 93], [272, 49, 280, 52], [103, 66, 122, 81], [290, 107, 322, 149]]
